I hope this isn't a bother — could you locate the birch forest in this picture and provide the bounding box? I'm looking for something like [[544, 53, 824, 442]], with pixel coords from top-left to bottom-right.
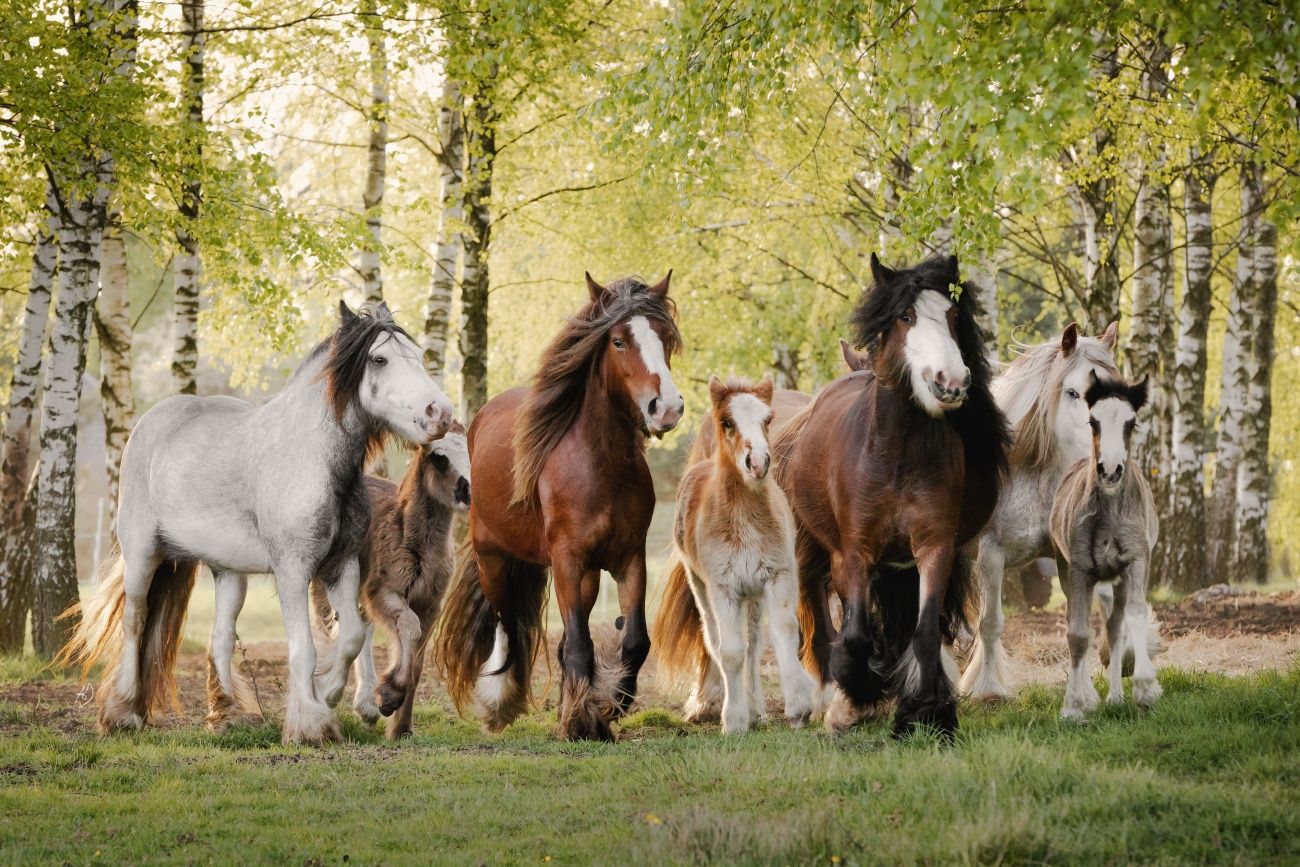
[[1, 0, 1297, 656]]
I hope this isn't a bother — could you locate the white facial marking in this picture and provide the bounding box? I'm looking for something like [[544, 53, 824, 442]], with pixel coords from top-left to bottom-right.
[[905, 290, 968, 417], [1056, 362, 1102, 464], [361, 330, 453, 444], [1091, 396, 1136, 489], [726, 393, 772, 481], [628, 315, 683, 433]]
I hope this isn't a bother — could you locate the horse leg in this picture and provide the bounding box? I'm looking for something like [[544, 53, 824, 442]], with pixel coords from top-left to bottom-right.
[[316, 557, 366, 709], [766, 569, 817, 727], [744, 596, 764, 727], [893, 546, 958, 740], [960, 535, 1012, 701], [99, 544, 163, 733], [684, 568, 725, 724], [471, 552, 534, 732], [373, 586, 422, 717], [1060, 559, 1099, 720], [555, 557, 613, 741], [612, 552, 651, 716], [387, 620, 433, 740], [705, 586, 750, 734], [1104, 579, 1128, 706], [205, 570, 260, 732], [1124, 558, 1162, 708], [275, 562, 340, 746], [352, 623, 381, 725], [824, 552, 887, 734]]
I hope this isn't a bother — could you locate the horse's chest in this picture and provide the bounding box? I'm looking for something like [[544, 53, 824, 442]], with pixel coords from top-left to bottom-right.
[[697, 526, 786, 598], [1074, 511, 1136, 581]]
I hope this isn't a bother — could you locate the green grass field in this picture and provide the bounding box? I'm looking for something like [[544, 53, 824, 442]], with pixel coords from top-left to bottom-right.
[[1, 658, 1297, 865]]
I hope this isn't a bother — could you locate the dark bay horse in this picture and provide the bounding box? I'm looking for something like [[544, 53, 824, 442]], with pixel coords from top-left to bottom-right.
[[436, 273, 683, 740], [778, 254, 1009, 739]]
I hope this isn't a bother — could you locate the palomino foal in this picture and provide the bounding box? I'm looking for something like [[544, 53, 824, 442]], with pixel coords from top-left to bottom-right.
[[674, 376, 817, 733], [1050, 374, 1161, 720]]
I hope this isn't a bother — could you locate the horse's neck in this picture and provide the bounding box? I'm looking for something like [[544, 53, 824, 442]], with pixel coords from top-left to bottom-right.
[[871, 382, 948, 453], [268, 355, 373, 469], [394, 463, 454, 554], [576, 369, 644, 464]]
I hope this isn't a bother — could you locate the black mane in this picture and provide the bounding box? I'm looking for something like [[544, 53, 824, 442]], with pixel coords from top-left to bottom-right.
[[850, 253, 1010, 479], [1085, 373, 1149, 411], [321, 302, 414, 423]]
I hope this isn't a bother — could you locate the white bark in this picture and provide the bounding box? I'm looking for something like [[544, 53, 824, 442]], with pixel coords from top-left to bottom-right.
[[1129, 172, 1172, 520], [423, 78, 464, 382], [1167, 154, 1215, 591], [358, 0, 387, 305], [1232, 161, 1276, 584], [95, 209, 133, 530], [0, 192, 58, 651], [1070, 38, 1122, 333], [172, 0, 204, 395], [457, 94, 495, 418]]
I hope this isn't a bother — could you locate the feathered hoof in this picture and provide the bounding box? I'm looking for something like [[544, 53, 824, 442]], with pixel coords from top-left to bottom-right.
[[559, 675, 618, 742], [281, 704, 342, 746], [386, 722, 414, 741], [354, 699, 381, 727], [683, 695, 721, 724], [891, 697, 958, 742], [204, 706, 264, 734], [823, 686, 887, 735], [98, 701, 145, 736], [376, 677, 407, 717], [1133, 676, 1163, 708]]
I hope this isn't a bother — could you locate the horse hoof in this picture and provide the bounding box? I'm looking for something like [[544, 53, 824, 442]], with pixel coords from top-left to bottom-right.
[[376, 681, 406, 717], [281, 712, 342, 747], [1133, 678, 1162, 708], [892, 699, 958, 742]]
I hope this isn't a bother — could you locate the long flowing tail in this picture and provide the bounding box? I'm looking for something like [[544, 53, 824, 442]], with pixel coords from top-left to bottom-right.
[[650, 551, 707, 688], [56, 546, 199, 726], [434, 540, 548, 731]]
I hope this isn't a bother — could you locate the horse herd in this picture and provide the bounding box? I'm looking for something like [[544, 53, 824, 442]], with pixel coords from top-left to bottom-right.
[[60, 253, 1163, 746]]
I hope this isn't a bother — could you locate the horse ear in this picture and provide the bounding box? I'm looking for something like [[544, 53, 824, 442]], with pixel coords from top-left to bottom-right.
[[755, 373, 775, 403], [1083, 370, 1103, 406], [708, 375, 728, 407], [649, 270, 672, 298], [869, 253, 896, 285], [1060, 322, 1078, 356], [1130, 375, 1150, 411], [584, 271, 605, 302], [946, 254, 960, 282], [339, 300, 358, 325], [448, 418, 466, 436], [1100, 320, 1119, 349], [375, 300, 393, 321], [840, 338, 869, 371]]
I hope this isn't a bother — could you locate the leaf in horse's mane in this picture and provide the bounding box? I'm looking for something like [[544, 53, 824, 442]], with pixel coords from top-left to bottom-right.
[[949, 281, 964, 302]]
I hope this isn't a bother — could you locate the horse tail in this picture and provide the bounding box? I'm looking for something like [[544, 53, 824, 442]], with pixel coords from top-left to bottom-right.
[[650, 551, 706, 687], [435, 541, 548, 731], [941, 550, 977, 646], [795, 531, 833, 680], [56, 547, 199, 725]]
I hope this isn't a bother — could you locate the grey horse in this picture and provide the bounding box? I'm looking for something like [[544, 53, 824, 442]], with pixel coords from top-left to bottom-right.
[[61, 301, 452, 745]]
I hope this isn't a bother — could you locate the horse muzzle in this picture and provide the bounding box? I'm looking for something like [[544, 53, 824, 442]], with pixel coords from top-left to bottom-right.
[[454, 476, 471, 510]]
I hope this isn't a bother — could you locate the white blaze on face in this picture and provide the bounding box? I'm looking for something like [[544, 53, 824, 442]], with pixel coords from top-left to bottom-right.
[[1055, 362, 1103, 464], [1091, 396, 1136, 489], [905, 290, 969, 416], [628, 315, 684, 433], [727, 393, 773, 480], [362, 331, 453, 444]]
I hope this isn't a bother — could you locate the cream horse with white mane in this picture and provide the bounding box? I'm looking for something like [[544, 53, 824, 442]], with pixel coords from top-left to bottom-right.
[[61, 303, 453, 745], [960, 321, 1120, 700]]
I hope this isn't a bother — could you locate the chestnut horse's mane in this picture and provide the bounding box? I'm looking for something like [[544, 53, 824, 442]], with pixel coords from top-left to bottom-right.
[[510, 278, 681, 507], [849, 255, 1010, 479]]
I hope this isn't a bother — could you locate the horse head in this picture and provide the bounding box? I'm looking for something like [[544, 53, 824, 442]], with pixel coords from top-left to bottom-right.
[[707, 374, 775, 482], [420, 419, 471, 512], [1084, 372, 1148, 493]]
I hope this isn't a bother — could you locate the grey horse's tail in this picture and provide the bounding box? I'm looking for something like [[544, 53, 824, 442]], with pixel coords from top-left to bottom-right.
[[56, 545, 199, 728]]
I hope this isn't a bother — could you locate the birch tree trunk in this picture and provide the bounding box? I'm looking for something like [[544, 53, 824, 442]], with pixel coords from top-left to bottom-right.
[[424, 78, 465, 382], [0, 195, 59, 652], [1206, 167, 1258, 585], [1232, 161, 1277, 584], [172, 0, 204, 395], [1167, 155, 1216, 592], [1071, 39, 1122, 334], [94, 209, 133, 530], [457, 94, 496, 418], [32, 178, 111, 657], [975, 253, 999, 358], [358, 0, 387, 305]]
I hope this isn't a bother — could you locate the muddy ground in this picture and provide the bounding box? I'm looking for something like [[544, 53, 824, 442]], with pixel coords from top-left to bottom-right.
[[5, 585, 1297, 736]]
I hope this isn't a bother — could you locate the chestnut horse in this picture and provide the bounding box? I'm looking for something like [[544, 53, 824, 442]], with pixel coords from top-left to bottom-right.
[[778, 254, 1009, 739], [436, 273, 683, 740]]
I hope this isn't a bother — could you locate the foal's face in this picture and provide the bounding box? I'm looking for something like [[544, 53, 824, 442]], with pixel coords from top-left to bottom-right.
[[605, 315, 684, 436], [422, 429, 471, 512], [895, 289, 970, 416], [709, 375, 775, 482], [362, 330, 453, 445], [1085, 375, 1147, 493]]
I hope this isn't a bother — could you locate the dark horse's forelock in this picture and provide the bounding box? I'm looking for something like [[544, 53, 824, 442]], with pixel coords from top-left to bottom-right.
[[511, 278, 681, 507], [850, 254, 1010, 478], [314, 304, 414, 424]]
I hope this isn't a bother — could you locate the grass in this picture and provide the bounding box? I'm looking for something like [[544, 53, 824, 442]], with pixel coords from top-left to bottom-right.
[[1, 666, 1298, 865]]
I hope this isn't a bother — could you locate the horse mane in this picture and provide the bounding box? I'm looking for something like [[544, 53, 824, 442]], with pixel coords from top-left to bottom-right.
[[849, 255, 1010, 478], [511, 278, 681, 507], [996, 331, 1118, 470]]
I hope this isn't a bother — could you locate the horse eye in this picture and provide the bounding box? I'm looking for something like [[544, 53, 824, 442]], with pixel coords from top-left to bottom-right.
[[1066, 388, 1080, 400], [612, 337, 625, 350], [722, 419, 734, 430], [370, 355, 388, 366], [899, 312, 913, 325]]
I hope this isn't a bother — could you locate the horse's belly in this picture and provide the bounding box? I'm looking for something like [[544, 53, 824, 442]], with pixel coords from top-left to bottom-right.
[[160, 511, 271, 574]]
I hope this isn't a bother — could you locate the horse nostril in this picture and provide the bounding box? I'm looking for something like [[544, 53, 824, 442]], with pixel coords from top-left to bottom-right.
[[763, 454, 771, 473], [1096, 462, 1106, 477], [648, 397, 659, 418], [456, 477, 471, 505], [744, 453, 752, 471]]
